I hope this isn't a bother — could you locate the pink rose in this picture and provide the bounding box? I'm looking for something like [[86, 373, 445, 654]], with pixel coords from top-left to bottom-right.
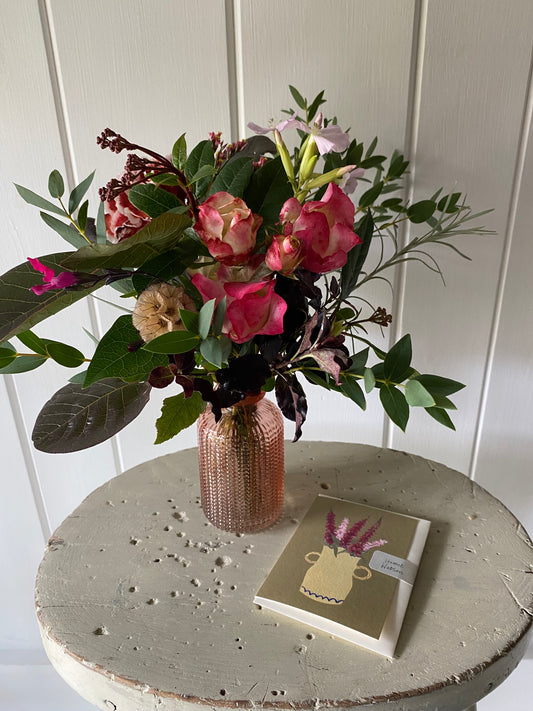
[[194, 192, 262, 266], [282, 183, 361, 273], [265, 234, 304, 274], [191, 267, 286, 344], [105, 191, 151, 243]]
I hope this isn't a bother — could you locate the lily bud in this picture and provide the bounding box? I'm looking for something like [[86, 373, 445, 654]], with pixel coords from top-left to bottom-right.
[[274, 129, 295, 182], [298, 135, 318, 184], [305, 164, 356, 191]]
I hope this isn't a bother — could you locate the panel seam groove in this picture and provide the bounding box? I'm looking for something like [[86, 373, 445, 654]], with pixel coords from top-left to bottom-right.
[[383, 0, 428, 448], [225, 0, 244, 141], [468, 43, 533, 481], [39, 0, 123, 477], [4, 377, 51, 542]]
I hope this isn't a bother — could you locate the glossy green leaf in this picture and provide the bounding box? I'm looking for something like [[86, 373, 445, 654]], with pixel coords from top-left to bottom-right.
[[405, 379, 435, 407], [142, 330, 200, 355], [383, 334, 412, 382], [185, 140, 215, 197], [32, 378, 151, 453], [61, 213, 191, 272], [425, 406, 456, 430], [17, 329, 48, 355], [68, 370, 88, 385], [340, 211, 374, 298], [359, 181, 383, 208], [15, 184, 65, 216], [84, 315, 167, 387], [380, 384, 409, 431], [288, 85, 306, 109], [244, 156, 293, 230], [155, 391, 205, 444], [0, 253, 100, 344], [198, 299, 216, 340], [407, 200, 436, 224], [172, 133, 187, 170], [77, 200, 88, 232], [0, 347, 17, 369], [42, 340, 85, 368], [48, 170, 65, 199], [128, 184, 183, 218], [346, 347, 369, 376], [209, 156, 254, 198], [68, 171, 95, 213], [96, 200, 107, 244], [339, 376, 366, 410], [0, 354, 47, 373], [212, 297, 226, 335], [414, 374, 465, 396], [178, 309, 199, 333]]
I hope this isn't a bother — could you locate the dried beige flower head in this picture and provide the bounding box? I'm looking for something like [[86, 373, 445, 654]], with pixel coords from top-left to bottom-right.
[[132, 282, 196, 342]]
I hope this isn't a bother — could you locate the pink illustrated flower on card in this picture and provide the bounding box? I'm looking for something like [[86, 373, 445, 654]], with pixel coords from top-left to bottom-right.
[[104, 190, 151, 243], [280, 183, 361, 273], [27, 257, 78, 295], [194, 192, 262, 266]]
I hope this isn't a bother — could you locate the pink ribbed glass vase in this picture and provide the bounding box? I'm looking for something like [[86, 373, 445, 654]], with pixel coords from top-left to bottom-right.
[[197, 393, 284, 533]]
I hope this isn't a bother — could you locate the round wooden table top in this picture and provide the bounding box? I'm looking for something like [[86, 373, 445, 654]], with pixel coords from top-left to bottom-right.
[[35, 442, 533, 711]]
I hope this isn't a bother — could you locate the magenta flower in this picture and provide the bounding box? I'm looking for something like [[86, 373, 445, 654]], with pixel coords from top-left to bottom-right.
[[265, 234, 304, 275], [27, 257, 78, 296], [248, 113, 350, 155]]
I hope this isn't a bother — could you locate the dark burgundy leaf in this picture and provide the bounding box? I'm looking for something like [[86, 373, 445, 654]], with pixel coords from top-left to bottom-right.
[[275, 374, 308, 441]]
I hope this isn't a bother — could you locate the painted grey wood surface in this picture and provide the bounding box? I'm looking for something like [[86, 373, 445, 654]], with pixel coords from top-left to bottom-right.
[[36, 443, 533, 711]]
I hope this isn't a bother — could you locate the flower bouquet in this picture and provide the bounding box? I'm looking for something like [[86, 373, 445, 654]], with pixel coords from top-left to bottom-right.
[[0, 86, 490, 454]]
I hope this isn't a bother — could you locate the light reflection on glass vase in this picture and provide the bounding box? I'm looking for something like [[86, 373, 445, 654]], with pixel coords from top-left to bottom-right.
[[197, 393, 284, 533]]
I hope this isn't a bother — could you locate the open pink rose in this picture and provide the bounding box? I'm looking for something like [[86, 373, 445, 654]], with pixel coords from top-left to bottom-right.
[[105, 190, 151, 243], [194, 192, 262, 266], [191, 267, 286, 344], [281, 183, 361, 273]]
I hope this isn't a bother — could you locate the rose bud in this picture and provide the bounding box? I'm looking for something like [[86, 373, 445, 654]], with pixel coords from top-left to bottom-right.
[[265, 234, 304, 275]]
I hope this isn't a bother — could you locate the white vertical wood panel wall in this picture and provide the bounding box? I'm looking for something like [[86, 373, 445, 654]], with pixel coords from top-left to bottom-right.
[[1, 0, 532, 702]]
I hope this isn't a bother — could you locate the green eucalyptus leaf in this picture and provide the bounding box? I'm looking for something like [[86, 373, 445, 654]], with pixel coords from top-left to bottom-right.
[[84, 315, 167, 387], [383, 334, 412, 382], [0, 354, 47, 373], [40, 212, 87, 249], [213, 297, 226, 335], [68, 171, 95, 213], [48, 170, 65, 199], [200, 336, 223, 368], [77, 199, 89, 232], [61, 213, 191, 272], [189, 164, 216, 184], [142, 330, 200, 355], [380, 384, 409, 431], [96, 200, 107, 244], [359, 181, 383, 208], [32, 378, 151, 453], [154, 391, 205, 444], [128, 184, 183, 218], [347, 348, 369, 375], [15, 184, 65, 216], [198, 298, 216, 340], [0, 253, 100, 344], [363, 367, 375, 393], [172, 134, 187, 170], [209, 156, 254, 198], [42, 340, 85, 368], [405, 379, 435, 407]]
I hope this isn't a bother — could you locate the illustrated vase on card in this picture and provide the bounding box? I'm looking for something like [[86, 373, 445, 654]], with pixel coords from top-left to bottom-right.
[[197, 393, 284, 533], [300, 545, 372, 605]]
